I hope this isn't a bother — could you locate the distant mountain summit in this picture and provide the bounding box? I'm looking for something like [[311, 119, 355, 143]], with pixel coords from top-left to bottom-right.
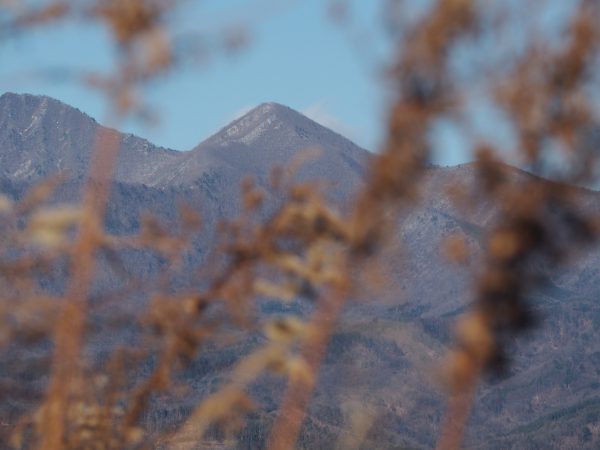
[[0, 92, 95, 182], [204, 102, 299, 146], [202, 102, 364, 154], [0, 93, 370, 193], [2, 93, 599, 449], [146, 100, 370, 194], [0, 92, 179, 186]]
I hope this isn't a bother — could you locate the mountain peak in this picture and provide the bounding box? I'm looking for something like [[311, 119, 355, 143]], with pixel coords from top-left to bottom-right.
[[252, 101, 289, 114], [201, 101, 309, 147], [198, 101, 369, 157], [0, 92, 180, 185], [180, 100, 371, 193], [0, 92, 97, 127], [0, 92, 41, 104], [2, 91, 59, 109], [0, 92, 49, 115]]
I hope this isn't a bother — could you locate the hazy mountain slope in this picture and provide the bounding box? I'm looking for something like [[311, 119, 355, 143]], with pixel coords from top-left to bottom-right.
[[0, 93, 599, 449], [0, 93, 370, 207], [0, 92, 180, 185], [335, 163, 600, 449], [153, 102, 369, 201]]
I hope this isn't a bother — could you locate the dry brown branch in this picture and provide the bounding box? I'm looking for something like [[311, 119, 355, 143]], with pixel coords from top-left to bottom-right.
[[38, 126, 122, 450], [2, 1, 600, 450], [266, 278, 350, 450]]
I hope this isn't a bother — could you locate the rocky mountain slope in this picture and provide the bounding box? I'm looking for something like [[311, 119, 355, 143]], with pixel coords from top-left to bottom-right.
[[0, 93, 599, 449], [0, 93, 180, 185]]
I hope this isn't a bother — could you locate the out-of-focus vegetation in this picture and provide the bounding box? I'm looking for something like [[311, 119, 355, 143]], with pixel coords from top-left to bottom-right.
[[1, 1, 600, 449]]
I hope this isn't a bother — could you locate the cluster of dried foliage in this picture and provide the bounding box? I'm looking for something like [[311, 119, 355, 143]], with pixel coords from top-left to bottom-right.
[[2, 0, 600, 449]]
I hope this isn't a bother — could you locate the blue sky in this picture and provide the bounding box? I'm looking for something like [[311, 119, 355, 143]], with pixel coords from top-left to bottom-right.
[[1, 0, 395, 154], [1, 0, 579, 168]]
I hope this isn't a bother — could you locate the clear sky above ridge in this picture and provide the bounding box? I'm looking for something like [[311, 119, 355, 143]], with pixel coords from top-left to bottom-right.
[[1, 1, 395, 154], [0, 0, 577, 168]]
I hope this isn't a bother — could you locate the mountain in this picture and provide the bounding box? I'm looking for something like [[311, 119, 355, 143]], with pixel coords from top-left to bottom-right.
[[154, 102, 368, 194], [0, 92, 180, 185], [0, 93, 599, 449], [0, 93, 369, 195]]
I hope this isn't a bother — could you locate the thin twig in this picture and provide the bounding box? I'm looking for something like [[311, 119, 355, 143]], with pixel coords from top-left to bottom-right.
[[266, 277, 350, 450], [38, 126, 122, 450]]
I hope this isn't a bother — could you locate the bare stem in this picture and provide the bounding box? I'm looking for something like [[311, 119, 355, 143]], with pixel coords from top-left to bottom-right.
[[38, 126, 121, 450], [266, 279, 350, 450], [435, 373, 479, 450]]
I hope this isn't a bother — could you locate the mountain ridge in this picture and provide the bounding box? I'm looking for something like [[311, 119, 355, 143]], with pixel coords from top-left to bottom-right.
[[1, 92, 599, 449], [0, 92, 370, 155], [0, 93, 371, 191]]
